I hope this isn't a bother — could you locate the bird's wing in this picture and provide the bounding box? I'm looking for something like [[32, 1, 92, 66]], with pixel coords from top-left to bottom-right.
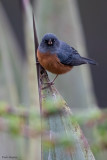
[[56, 41, 97, 66], [56, 41, 81, 66]]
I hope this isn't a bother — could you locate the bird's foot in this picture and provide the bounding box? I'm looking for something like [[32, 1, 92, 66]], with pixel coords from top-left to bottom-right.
[[41, 75, 58, 90], [44, 81, 54, 85], [42, 81, 54, 90]]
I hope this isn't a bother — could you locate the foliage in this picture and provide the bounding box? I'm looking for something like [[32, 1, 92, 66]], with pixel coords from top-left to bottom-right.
[[0, 101, 107, 155]]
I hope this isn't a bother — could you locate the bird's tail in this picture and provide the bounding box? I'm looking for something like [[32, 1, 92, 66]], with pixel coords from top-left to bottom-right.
[[81, 57, 97, 65]]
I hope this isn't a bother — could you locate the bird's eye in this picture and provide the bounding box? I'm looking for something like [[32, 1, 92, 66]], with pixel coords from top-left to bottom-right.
[[44, 40, 47, 43], [53, 39, 55, 42]]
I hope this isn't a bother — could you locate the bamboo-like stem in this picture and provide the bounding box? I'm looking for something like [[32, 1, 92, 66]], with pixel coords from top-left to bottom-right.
[[0, 5, 19, 106], [22, 1, 41, 160]]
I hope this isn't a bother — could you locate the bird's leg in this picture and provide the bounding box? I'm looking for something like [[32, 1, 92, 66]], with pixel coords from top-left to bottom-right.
[[42, 75, 58, 90], [45, 74, 58, 85], [51, 74, 58, 84]]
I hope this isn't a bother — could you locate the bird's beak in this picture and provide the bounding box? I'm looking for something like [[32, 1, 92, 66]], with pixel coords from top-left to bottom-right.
[[48, 39, 53, 45]]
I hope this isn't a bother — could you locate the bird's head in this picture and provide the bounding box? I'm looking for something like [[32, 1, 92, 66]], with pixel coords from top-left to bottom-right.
[[39, 33, 60, 53]]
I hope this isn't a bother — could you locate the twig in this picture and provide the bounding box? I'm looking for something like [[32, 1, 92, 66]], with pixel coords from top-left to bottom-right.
[[32, 13, 44, 109]]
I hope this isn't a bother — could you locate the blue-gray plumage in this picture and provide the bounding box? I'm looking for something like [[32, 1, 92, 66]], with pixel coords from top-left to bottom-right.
[[37, 33, 96, 75]]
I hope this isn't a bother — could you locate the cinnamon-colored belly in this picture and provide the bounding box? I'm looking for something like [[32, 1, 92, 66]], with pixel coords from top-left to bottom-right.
[[37, 49, 72, 74]]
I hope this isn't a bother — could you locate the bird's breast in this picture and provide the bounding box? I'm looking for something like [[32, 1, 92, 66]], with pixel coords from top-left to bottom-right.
[[37, 49, 72, 74]]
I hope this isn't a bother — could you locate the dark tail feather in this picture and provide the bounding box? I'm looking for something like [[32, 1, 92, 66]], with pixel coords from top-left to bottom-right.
[[81, 57, 97, 65]]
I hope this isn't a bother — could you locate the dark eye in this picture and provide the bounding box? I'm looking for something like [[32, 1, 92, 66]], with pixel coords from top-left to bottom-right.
[[53, 39, 55, 42], [44, 40, 48, 43]]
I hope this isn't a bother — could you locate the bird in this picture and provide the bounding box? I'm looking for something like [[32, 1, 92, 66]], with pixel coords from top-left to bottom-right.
[[37, 33, 96, 85]]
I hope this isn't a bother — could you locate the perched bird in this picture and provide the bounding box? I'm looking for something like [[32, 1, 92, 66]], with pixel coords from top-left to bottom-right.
[[37, 33, 96, 84]]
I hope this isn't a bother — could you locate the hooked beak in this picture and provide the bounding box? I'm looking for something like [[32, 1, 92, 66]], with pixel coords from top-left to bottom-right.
[[48, 39, 53, 45]]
